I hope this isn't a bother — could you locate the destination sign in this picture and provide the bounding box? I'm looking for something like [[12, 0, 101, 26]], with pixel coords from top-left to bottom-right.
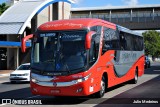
[[40, 33, 56, 37], [61, 34, 85, 41], [39, 32, 86, 41]]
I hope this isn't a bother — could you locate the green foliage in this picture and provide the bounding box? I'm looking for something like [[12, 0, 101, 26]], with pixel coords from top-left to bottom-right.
[[0, 3, 9, 15], [142, 30, 160, 58]]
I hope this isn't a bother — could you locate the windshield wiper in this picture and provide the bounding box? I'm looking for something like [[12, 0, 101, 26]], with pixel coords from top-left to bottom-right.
[[56, 35, 71, 74], [64, 62, 71, 74], [56, 50, 71, 74]]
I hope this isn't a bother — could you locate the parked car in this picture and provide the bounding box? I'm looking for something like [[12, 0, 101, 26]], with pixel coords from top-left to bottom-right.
[[10, 63, 30, 83], [145, 56, 151, 69]]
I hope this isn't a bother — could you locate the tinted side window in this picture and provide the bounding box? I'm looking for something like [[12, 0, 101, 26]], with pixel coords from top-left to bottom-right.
[[89, 37, 96, 63], [120, 32, 144, 51], [134, 36, 144, 51], [102, 27, 120, 54], [123, 33, 134, 50], [90, 26, 102, 58]]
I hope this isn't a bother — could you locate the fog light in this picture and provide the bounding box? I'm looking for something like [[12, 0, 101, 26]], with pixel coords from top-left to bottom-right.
[[76, 88, 83, 93]]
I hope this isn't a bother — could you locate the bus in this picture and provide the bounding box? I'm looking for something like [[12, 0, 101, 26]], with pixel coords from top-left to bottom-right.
[[21, 18, 144, 98]]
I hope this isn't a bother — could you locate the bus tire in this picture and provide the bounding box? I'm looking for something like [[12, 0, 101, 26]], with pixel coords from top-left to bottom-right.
[[130, 69, 138, 84], [95, 76, 105, 98]]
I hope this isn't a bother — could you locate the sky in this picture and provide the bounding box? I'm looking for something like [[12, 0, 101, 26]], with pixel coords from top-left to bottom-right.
[[0, 0, 7, 4], [72, 0, 160, 8], [0, 0, 160, 7]]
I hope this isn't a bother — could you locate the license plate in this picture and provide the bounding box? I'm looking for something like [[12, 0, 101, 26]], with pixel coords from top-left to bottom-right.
[[13, 77, 21, 79], [51, 89, 60, 93]]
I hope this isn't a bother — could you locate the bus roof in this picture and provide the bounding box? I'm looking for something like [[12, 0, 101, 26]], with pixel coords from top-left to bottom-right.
[[38, 18, 116, 31], [38, 18, 141, 37]]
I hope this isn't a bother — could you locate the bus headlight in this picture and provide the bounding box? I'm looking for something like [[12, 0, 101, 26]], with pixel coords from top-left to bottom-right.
[[31, 78, 39, 83], [75, 73, 91, 84]]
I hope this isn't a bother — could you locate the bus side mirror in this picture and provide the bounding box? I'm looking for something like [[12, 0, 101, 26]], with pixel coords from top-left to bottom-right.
[[85, 31, 96, 49], [21, 34, 33, 53]]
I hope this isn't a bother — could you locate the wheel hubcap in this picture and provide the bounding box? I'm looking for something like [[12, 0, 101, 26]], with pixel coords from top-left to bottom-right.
[[101, 80, 105, 94], [135, 72, 138, 81]]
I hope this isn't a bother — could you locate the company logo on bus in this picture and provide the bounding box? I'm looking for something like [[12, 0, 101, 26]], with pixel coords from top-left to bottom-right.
[[53, 82, 57, 87]]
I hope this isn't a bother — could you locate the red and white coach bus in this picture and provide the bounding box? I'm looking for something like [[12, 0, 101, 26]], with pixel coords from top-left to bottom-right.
[[22, 18, 144, 98]]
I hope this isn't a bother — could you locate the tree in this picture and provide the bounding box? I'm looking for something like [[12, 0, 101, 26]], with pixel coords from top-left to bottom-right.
[[0, 3, 9, 15], [142, 30, 160, 59]]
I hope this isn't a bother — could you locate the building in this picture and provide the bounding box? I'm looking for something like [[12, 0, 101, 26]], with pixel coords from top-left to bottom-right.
[[71, 5, 160, 30], [6, 0, 22, 5], [0, 0, 73, 70]]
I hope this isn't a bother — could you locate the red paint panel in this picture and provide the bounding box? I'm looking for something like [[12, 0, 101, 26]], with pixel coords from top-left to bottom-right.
[[21, 34, 33, 53], [38, 18, 116, 31]]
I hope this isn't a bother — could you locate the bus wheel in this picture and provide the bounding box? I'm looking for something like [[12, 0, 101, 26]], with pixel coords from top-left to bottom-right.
[[95, 76, 105, 98], [130, 69, 138, 84]]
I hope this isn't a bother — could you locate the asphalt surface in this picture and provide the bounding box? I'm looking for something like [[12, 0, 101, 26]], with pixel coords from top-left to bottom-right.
[[0, 62, 159, 107]]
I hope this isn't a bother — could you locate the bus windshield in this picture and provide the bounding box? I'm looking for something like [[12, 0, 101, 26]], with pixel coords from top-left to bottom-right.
[[31, 31, 87, 75]]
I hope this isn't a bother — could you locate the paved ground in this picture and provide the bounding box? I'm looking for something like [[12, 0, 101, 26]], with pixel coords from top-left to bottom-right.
[[0, 62, 159, 107], [0, 70, 13, 74], [0, 71, 12, 78]]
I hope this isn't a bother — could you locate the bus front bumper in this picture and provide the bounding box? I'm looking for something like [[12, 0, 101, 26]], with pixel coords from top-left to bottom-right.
[[30, 80, 95, 96], [30, 74, 99, 96]]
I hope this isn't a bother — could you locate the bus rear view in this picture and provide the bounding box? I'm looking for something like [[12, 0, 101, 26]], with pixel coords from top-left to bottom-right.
[[21, 19, 144, 98]]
